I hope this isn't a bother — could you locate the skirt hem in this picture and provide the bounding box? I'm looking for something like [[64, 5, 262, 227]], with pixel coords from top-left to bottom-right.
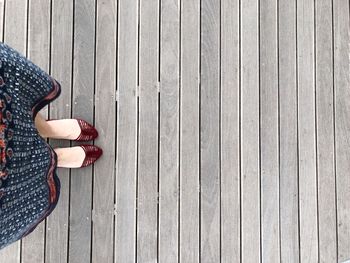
[[20, 77, 62, 238]]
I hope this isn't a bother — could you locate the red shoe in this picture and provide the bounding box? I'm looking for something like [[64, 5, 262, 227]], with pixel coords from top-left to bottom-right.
[[73, 118, 98, 141], [46, 118, 98, 141], [79, 144, 103, 168]]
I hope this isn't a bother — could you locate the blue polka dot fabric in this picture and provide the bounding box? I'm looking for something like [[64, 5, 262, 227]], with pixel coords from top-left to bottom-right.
[[0, 42, 61, 250]]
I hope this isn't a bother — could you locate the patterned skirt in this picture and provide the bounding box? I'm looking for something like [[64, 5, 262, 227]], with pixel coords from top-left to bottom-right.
[[0, 42, 61, 250]]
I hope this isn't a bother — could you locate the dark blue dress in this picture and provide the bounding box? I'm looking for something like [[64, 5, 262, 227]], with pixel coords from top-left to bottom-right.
[[0, 42, 61, 250]]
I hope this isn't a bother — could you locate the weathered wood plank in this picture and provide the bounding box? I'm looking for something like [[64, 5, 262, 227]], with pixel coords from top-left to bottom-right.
[[158, 0, 179, 262], [240, 0, 260, 261], [200, 0, 220, 261], [0, 1, 27, 262], [115, 0, 138, 262], [0, 0, 4, 41], [179, 0, 200, 262], [3, 0, 26, 52], [278, 0, 300, 261], [297, 0, 318, 261], [21, 0, 51, 262], [315, 0, 337, 261], [334, 0, 350, 260], [92, 0, 116, 262], [45, 1, 73, 262], [220, 0, 240, 261], [137, 0, 159, 261], [69, 0, 95, 262], [260, 0, 280, 261]]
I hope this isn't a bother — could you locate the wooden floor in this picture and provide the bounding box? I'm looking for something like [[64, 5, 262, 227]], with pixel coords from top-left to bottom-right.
[[0, 0, 349, 262]]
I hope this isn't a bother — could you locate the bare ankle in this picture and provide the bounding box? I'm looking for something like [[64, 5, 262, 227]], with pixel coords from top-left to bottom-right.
[[53, 147, 85, 168], [54, 148, 64, 167], [46, 119, 79, 140]]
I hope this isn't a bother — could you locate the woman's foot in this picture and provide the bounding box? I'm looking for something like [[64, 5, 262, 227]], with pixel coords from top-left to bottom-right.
[[54, 146, 86, 168], [35, 112, 98, 141], [35, 112, 82, 140], [46, 119, 83, 140], [54, 145, 103, 168]]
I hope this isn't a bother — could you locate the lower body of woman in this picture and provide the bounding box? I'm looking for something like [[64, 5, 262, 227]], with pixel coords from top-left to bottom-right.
[[0, 42, 103, 250]]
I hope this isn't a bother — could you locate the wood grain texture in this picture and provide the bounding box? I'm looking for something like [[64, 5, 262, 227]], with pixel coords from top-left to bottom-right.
[[260, 0, 280, 262], [3, 0, 26, 52], [69, 0, 95, 262], [200, 0, 220, 261], [159, 0, 180, 262], [179, 0, 200, 262], [137, 0, 159, 261], [334, 0, 350, 261], [278, 0, 300, 262], [21, 0, 51, 262], [45, 1, 73, 262], [92, 0, 116, 262], [220, 0, 240, 261], [240, 0, 260, 261], [115, 0, 137, 262], [0, 0, 4, 41], [315, 0, 337, 261], [297, 0, 318, 261]]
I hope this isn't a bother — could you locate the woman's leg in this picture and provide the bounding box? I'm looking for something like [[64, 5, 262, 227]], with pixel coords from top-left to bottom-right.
[[34, 111, 52, 139], [34, 111, 81, 139], [34, 111, 91, 168], [54, 146, 86, 168]]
